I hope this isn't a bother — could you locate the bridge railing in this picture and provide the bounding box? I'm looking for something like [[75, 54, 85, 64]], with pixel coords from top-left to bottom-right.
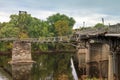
[[0, 38, 18, 41], [0, 36, 75, 43]]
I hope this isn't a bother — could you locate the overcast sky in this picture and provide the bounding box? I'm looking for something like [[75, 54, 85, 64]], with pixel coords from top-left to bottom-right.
[[0, 0, 120, 28]]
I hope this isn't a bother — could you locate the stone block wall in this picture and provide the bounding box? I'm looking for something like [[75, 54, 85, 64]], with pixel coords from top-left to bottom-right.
[[90, 43, 109, 62], [11, 41, 33, 63]]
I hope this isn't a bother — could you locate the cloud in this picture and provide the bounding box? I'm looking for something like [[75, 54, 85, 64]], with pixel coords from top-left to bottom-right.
[[27, 10, 56, 20], [0, 12, 10, 22], [0, 0, 120, 28]]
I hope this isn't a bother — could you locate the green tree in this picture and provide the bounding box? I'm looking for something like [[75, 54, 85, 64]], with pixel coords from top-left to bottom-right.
[[0, 23, 20, 38], [94, 23, 105, 28], [9, 14, 19, 26], [9, 13, 31, 38], [47, 13, 75, 36], [54, 20, 69, 36], [9, 12, 50, 38], [27, 19, 50, 38]]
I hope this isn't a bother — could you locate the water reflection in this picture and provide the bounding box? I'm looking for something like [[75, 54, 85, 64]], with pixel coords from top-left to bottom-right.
[[31, 54, 74, 80], [0, 69, 10, 80], [11, 63, 33, 80], [0, 56, 12, 80], [71, 58, 78, 80], [0, 54, 74, 80]]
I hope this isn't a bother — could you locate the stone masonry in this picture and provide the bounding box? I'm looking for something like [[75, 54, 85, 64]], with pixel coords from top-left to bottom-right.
[[9, 41, 34, 64]]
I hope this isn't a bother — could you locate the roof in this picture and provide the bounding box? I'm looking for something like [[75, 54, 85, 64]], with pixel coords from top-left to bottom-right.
[[105, 34, 120, 37]]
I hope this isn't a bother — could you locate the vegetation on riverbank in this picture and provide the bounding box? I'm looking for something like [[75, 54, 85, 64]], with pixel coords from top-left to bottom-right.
[[0, 11, 75, 52], [0, 11, 76, 80]]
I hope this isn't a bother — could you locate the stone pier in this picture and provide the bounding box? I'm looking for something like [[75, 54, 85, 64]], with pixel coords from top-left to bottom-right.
[[12, 63, 33, 80], [9, 41, 34, 64]]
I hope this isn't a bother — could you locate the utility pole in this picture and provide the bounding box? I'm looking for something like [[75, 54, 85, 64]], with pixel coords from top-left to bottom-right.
[[108, 23, 110, 27], [102, 18, 104, 25], [83, 21, 85, 27]]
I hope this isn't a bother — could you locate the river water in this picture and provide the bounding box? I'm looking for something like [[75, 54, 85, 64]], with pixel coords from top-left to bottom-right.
[[0, 53, 77, 80]]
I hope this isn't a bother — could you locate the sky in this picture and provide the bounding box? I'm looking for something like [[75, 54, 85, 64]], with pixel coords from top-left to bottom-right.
[[0, 0, 120, 28]]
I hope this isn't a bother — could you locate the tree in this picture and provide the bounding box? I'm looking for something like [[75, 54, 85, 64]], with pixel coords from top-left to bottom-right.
[[94, 23, 105, 28], [9, 14, 19, 26], [47, 13, 75, 36], [54, 20, 69, 36], [0, 23, 20, 38], [9, 12, 51, 38], [0, 12, 76, 52]]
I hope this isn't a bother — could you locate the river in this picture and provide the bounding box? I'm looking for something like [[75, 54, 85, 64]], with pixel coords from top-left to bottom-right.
[[0, 53, 77, 80]]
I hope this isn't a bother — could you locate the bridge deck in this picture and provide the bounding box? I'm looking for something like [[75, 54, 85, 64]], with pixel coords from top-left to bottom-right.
[[0, 36, 79, 43]]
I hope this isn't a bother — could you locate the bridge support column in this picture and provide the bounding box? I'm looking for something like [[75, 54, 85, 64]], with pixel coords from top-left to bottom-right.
[[9, 41, 34, 64], [86, 45, 90, 76], [108, 54, 113, 80]]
